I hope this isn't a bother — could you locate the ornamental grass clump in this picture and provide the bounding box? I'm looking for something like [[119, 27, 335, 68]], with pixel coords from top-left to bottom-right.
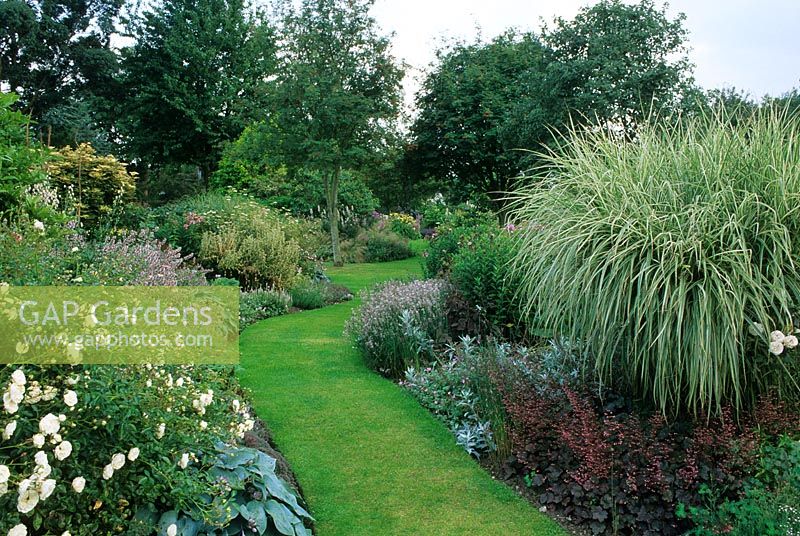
[[509, 106, 800, 417], [346, 279, 449, 377]]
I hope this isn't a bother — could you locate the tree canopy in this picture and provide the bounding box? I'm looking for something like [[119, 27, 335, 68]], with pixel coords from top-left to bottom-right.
[[263, 0, 404, 264], [408, 0, 696, 207], [407, 32, 546, 204], [117, 0, 275, 178]]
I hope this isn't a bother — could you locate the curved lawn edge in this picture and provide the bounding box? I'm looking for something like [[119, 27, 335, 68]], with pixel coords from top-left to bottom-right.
[[238, 258, 566, 535]]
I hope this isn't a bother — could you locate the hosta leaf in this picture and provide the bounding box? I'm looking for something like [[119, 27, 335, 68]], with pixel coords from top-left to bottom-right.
[[265, 499, 297, 536]]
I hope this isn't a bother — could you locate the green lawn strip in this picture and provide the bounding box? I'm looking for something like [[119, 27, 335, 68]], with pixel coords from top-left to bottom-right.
[[238, 259, 565, 535]]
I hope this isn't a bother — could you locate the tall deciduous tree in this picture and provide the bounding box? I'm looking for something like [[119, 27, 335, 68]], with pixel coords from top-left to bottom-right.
[[502, 0, 694, 149], [407, 32, 546, 204], [118, 0, 275, 180], [266, 0, 403, 265], [0, 0, 124, 141]]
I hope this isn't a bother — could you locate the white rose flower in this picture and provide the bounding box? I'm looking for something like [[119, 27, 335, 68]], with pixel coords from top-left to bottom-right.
[[178, 453, 189, 469], [8, 524, 27, 536], [166, 524, 177, 536], [200, 421, 208, 430], [17, 487, 39, 513], [63, 390, 78, 408], [11, 370, 26, 386], [62, 532, 71, 536], [110, 453, 125, 470], [232, 399, 240, 412], [175, 377, 184, 387], [2, 420, 16, 440], [770, 330, 785, 342], [783, 335, 799, 349], [156, 423, 166, 439], [770, 341, 785, 355], [3, 392, 19, 414], [71, 476, 85, 493], [39, 413, 60, 435], [0, 464, 9, 483], [55, 441, 73, 461], [32, 434, 45, 448], [33, 220, 45, 232], [34, 451, 48, 467], [102, 464, 114, 480], [127, 447, 140, 462], [39, 479, 56, 500], [8, 384, 24, 404], [34, 462, 51, 479]]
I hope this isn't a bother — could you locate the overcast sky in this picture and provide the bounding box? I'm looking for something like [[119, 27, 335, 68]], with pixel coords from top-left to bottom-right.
[[372, 0, 800, 110]]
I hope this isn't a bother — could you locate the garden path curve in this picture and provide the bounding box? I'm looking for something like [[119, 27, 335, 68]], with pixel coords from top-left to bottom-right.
[[238, 258, 565, 536]]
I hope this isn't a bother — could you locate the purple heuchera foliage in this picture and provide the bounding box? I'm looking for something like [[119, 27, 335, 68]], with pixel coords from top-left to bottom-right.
[[100, 229, 207, 286]]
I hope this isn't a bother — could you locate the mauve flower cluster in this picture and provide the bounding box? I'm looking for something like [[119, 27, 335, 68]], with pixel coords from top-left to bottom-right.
[[98, 229, 207, 286], [346, 279, 449, 377]]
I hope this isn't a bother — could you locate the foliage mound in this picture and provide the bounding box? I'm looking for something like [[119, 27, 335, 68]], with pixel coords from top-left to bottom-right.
[[346, 279, 449, 377], [510, 107, 800, 416], [46, 143, 136, 228]]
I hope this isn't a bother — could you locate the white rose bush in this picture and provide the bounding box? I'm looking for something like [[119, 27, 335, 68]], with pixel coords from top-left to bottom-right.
[[0, 364, 286, 535]]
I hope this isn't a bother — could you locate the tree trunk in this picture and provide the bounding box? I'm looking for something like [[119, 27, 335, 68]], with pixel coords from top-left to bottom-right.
[[326, 167, 342, 266]]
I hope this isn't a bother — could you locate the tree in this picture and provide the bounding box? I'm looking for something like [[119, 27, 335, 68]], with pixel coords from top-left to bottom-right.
[[0, 0, 124, 144], [117, 0, 275, 181], [0, 92, 48, 211], [407, 32, 546, 204], [266, 0, 403, 265], [503, 0, 694, 152]]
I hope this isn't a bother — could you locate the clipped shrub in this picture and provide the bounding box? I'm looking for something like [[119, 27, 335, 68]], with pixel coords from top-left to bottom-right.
[[200, 217, 300, 291], [363, 230, 413, 262], [346, 279, 450, 377], [46, 143, 136, 228], [510, 106, 800, 416], [240, 288, 292, 330]]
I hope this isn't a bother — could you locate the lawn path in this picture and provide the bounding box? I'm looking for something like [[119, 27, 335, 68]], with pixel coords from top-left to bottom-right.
[[238, 258, 565, 535]]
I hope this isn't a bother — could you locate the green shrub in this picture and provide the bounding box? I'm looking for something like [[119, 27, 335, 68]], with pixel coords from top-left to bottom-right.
[[449, 228, 524, 338], [289, 279, 354, 310], [346, 279, 450, 377], [509, 106, 800, 416], [46, 143, 136, 228], [679, 437, 800, 535], [363, 230, 413, 262], [289, 279, 327, 310], [0, 92, 49, 211], [240, 287, 292, 329], [423, 223, 495, 277], [199, 216, 300, 291], [0, 364, 263, 534]]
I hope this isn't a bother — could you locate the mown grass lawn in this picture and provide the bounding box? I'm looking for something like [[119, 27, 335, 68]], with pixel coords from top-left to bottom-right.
[[238, 258, 565, 535]]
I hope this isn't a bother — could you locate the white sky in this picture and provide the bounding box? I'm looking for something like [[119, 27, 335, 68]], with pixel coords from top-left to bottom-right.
[[371, 0, 800, 111]]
